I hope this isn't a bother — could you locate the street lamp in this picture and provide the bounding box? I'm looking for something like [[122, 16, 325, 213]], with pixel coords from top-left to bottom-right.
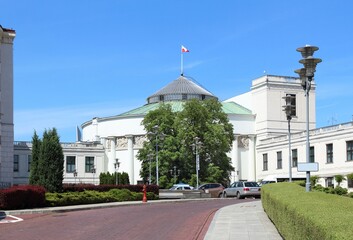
[[148, 125, 165, 185], [283, 94, 296, 182], [147, 153, 154, 184], [114, 158, 120, 185], [91, 166, 96, 185], [191, 137, 202, 189], [73, 169, 78, 184], [295, 45, 322, 192], [169, 166, 181, 184]]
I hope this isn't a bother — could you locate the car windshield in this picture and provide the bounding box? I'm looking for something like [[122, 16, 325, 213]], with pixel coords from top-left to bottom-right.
[[244, 182, 260, 187]]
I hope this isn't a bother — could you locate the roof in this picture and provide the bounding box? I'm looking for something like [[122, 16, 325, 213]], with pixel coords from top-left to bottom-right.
[[118, 101, 252, 117], [147, 75, 217, 104]]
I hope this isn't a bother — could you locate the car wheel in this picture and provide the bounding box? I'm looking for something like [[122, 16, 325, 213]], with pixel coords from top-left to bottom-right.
[[218, 193, 223, 198], [236, 192, 242, 199], [223, 192, 227, 198]]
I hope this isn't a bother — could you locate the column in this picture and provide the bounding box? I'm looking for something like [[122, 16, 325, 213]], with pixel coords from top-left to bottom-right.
[[126, 135, 134, 184], [109, 137, 116, 173], [248, 135, 256, 181], [231, 135, 239, 182]]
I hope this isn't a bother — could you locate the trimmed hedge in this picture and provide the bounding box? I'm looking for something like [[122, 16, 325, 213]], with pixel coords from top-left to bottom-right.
[[46, 189, 158, 207], [62, 184, 159, 195], [0, 185, 46, 210], [262, 182, 353, 240]]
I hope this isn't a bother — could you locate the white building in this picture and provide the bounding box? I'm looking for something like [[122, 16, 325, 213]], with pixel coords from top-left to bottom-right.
[[5, 24, 353, 189], [0, 25, 15, 188]]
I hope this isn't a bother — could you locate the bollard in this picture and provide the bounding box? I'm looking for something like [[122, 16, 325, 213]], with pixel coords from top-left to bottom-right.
[[142, 184, 148, 203]]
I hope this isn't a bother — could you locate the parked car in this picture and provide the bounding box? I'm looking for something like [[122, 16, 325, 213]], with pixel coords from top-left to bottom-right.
[[197, 183, 224, 198], [169, 183, 194, 190], [223, 181, 261, 199], [259, 180, 276, 186]]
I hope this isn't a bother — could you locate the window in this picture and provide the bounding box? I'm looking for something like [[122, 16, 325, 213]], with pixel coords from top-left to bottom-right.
[[347, 141, 353, 161], [66, 156, 76, 173], [85, 156, 95, 173], [348, 178, 353, 188], [292, 149, 298, 167], [326, 177, 334, 188], [326, 143, 333, 163], [28, 155, 32, 172], [277, 151, 282, 169], [14, 155, 19, 172], [182, 94, 187, 100], [263, 154, 268, 171], [310, 146, 315, 163]]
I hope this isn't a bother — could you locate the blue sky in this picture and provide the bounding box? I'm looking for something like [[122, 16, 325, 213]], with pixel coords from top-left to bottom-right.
[[1, 1, 353, 142]]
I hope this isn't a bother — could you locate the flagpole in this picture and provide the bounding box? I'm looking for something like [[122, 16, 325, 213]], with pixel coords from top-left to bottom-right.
[[181, 52, 183, 76]]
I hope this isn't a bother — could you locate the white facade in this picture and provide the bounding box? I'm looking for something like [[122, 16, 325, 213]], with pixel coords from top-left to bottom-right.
[[0, 26, 15, 187], [2, 25, 352, 189]]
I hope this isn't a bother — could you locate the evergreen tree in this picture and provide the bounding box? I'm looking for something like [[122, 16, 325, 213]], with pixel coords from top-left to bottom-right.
[[36, 128, 64, 192], [29, 131, 41, 185]]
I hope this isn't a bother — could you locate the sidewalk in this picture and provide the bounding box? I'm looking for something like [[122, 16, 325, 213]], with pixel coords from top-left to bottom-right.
[[204, 201, 283, 240], [4, 199, 282, 240]]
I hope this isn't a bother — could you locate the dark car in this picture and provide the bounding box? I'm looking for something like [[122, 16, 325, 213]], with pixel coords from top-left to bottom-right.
[[197, 183, 224, 198], [223, 181, 261, 199]]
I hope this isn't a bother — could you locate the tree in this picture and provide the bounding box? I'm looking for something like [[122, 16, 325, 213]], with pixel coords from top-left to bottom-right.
[[29, 131, 41, 185], [175, 99, 234, 186], [137, 103, 179, 187], [34, 128, 64, 192], [335, 174, 346, 187], [137, 99, 234, 188]]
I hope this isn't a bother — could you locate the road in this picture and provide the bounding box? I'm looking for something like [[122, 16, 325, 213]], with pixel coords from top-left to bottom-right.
[[0, 199, 256, 240]]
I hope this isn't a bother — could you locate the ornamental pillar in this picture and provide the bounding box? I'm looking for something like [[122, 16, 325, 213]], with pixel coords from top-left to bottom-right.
[[248, 135, 256, 181], [126, 135, 134, 184]]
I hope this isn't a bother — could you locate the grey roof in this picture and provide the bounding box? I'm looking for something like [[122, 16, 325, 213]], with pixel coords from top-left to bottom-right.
[[147, 75, 217, 104]]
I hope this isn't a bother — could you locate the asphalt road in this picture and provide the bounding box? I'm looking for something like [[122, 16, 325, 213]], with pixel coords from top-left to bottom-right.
[[0, 199, 255, 240]]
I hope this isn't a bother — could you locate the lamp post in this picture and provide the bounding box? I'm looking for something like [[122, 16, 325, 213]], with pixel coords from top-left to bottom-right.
[[283, 94, 296, 182], [91, 166, 96, 185], [147, 153, 154, 184], [295, 45, 322, 192], [191, 137, 202, 189], [114, 158, 120, 185], [148, 125, 165, 185], [73, 169, 78, 184], [169, 166, 181, 184]]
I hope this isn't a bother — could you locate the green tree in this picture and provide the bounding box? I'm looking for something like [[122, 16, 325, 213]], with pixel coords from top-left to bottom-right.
[[310, 175, 319, 187], [137, 99, 234, 188], [29, 131, 41, 185], [36, 128, 64, 192], [137, 103, 179, 187], [176, 99, 234, 186], [335, 174, 346, 187]]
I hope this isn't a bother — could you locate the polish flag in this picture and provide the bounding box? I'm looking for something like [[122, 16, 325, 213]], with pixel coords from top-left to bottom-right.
[[181, 45, 189, 53]]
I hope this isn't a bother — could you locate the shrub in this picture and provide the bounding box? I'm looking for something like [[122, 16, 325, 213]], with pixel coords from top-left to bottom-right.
[[0, 185, 46, 210], [333, 186, 348, 195], [62, 183, 159, 195], [335, 174, 346, 187], [46, 188, 158, 207], [310, 175, 319, 186]]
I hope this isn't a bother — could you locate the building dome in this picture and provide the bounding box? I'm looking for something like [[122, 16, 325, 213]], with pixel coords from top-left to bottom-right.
[[147, 75, 217, 104]]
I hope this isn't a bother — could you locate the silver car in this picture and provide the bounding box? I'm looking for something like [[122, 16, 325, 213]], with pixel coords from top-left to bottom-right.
[[223, 181, 261, 199]]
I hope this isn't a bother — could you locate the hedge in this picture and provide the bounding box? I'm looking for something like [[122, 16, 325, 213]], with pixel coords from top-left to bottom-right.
[[46, 189, 158, 207], [262, 182, 353, 240], [0, 185, 46, 210], [63, 184, 159, 195], [0, 184, 159, 210]]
